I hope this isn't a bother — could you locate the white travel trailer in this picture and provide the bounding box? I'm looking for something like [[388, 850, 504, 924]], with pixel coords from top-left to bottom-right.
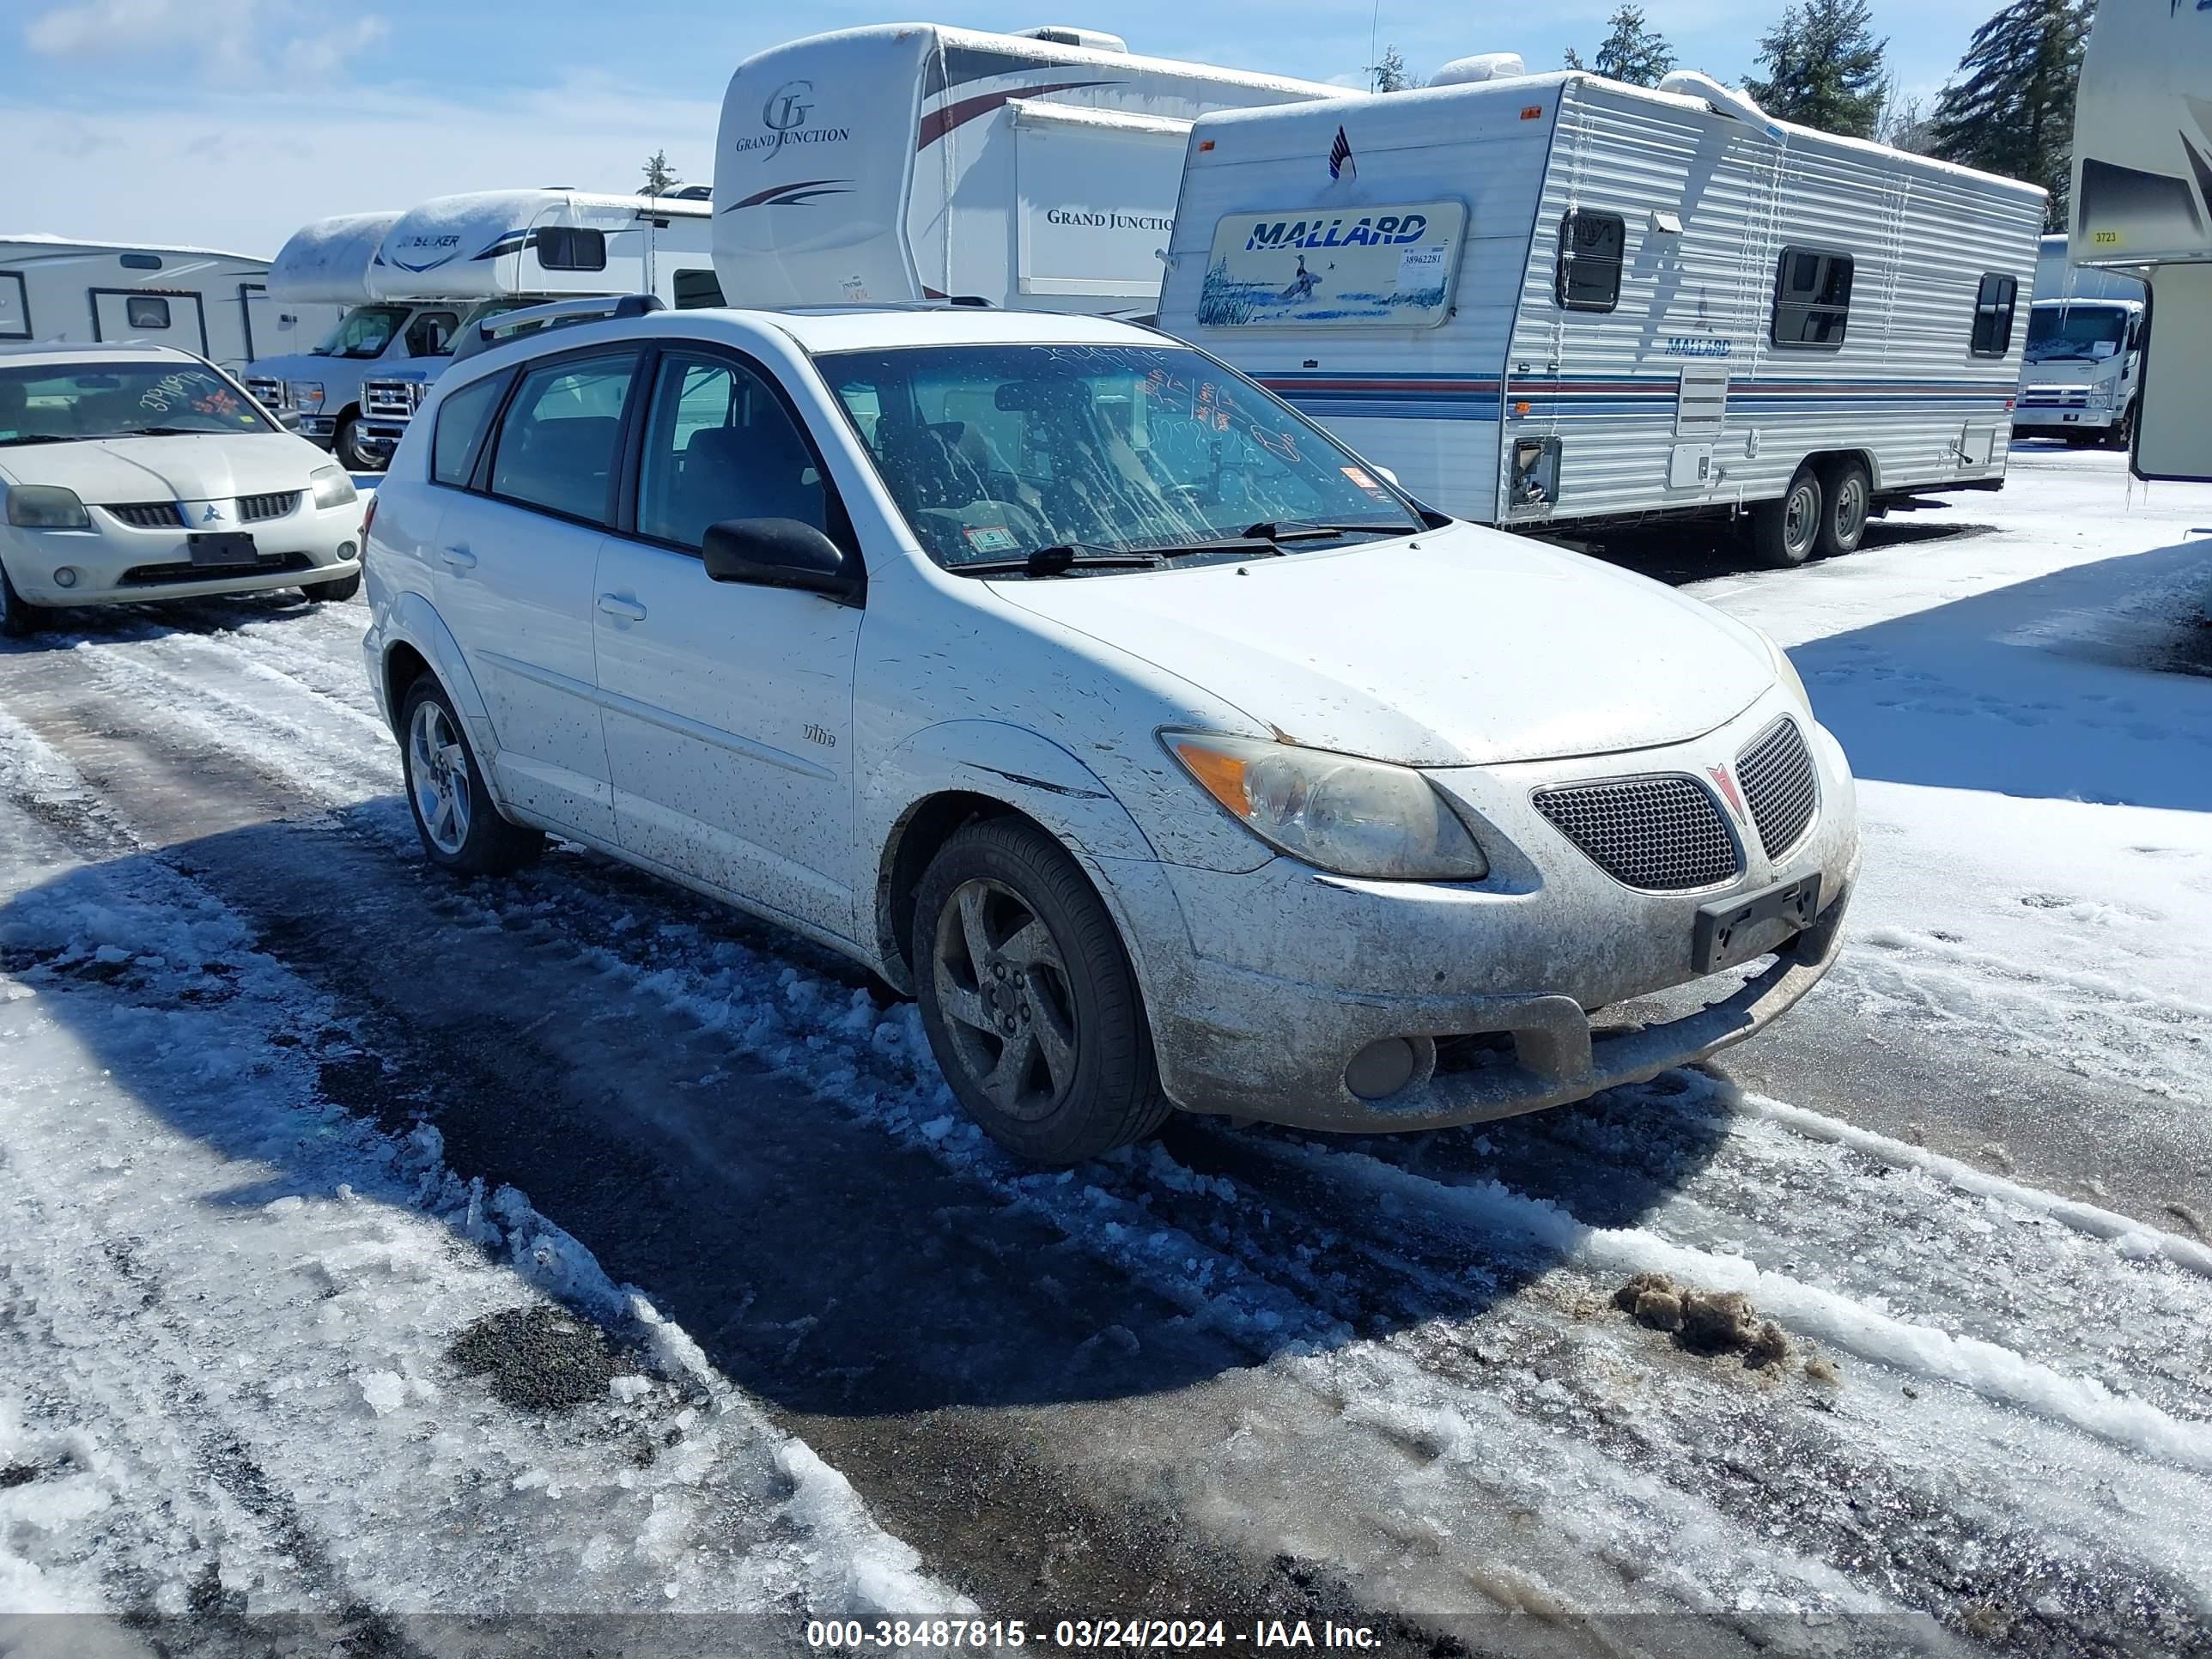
[[0, 235, 342, 373], [1157, 68, 2046, 566], [711, 23, 1346, 313], [252, 190, 716, 469], [2069, 0, 2212, 483]]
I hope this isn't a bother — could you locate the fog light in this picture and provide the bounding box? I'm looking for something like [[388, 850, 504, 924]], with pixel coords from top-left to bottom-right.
[[52, 567, 78, 588], [1346, 1037, 1418, 1101], [337, 541, 357, 561]]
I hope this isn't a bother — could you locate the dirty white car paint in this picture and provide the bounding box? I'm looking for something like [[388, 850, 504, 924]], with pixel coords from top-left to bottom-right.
[[361, 304, 1858, 1163], [0, 343, 365, 629]]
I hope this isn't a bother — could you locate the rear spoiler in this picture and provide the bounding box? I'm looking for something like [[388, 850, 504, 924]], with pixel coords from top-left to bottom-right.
[[452, 293, 665, 364]]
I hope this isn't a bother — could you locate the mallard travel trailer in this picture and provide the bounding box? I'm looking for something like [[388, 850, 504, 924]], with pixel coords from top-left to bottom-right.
[[1156, 67, 2045, 566], [0, 235, 343, 372], [2069, 0, 2212, 483], [248, 190, 714, 469], [711, 23, 1347, 313]]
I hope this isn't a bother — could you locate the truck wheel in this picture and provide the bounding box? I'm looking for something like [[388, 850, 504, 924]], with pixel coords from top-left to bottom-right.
[[913, 817, 1172, 1165], [1814, 459, 1871, 558], [1743, 466, 1824, 568], [0, 562, 42, 639], [302, 570, 362, 603], [2106, 403, 2136, 451], [334, 415, 379, 473], [399, 676, 544, 875]]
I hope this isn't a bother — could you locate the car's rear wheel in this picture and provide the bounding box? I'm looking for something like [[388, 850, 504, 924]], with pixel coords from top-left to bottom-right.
[[1814, 458, 1871, 559], [1744, 466, 1824, 568], [913, 818, 1171, 1164], [303, 569, 362, 603], [0, 562, 41, 640], [399, 676, 543, 875]]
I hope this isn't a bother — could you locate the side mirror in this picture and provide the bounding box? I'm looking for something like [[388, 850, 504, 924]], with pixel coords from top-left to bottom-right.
[[701, 518, 864, 605], [275, 408, 305, 432]]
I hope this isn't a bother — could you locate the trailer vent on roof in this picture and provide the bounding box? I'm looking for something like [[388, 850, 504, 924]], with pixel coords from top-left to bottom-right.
[[1014, 25, 1128, 52], [1429, 53, 1526, 88]]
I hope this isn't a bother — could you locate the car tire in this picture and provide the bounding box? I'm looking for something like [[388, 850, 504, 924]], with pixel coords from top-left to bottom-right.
[[913, 817, 1172, 1165], [1814, 458, 1872, 559], [398, 675, 544, 875], [302, 569, 362, 603], [333, 415, 379, 474], [0, 562, 40, 640], [1744, 466, 1824, 568]]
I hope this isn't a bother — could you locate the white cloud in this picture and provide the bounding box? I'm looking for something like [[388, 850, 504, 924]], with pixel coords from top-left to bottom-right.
[[0, 76, 720, 255], [23, 0, 386, 83]]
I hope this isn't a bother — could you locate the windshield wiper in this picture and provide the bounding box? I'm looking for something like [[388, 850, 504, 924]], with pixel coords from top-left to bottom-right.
[[0, 434, 75, 447], [956, 543, 1168, 578], [1243, 519, 1409, 543], [92, 426, 207, 439]]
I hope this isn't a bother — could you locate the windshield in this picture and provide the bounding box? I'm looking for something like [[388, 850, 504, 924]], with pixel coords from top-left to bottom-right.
[[2024, 304, 2130, 362], [818, 343, 1424, 572], [310, 305, 410, 360], [0, 362, 273, 445]]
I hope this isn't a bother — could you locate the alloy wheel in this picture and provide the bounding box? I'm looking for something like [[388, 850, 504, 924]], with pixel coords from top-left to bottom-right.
[[408, 697, 473, 856], [931, 878, 1079, 1121]]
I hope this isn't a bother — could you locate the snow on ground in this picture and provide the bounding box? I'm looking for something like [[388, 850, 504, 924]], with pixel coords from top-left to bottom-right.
[[0, 448, 2209, 1648]]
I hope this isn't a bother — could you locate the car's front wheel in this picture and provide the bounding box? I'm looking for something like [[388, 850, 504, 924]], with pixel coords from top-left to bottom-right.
[[0, 562, 40, 640], [302, 568, 362, 603], [913, 818, 1171, 1164], [398, 676, 543, 875]]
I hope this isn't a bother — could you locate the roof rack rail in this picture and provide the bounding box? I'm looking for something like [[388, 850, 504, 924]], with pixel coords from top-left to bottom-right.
[[452, 293, 664, 363]]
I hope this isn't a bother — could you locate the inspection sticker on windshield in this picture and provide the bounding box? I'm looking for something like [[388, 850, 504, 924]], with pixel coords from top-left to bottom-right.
[[963, 525, 1021, 555]]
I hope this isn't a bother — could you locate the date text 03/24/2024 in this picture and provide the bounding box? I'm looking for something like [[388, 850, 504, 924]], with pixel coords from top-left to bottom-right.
[[805, 1618, 1382, 1650]]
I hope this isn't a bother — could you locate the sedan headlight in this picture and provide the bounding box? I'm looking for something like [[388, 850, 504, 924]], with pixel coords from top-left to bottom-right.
[[1164, 732, 1488, 880], [6, 485, 90, 529], [1760, 629, 1811, 712], [309, 465, 357, 509], [290, 380, 326, 409]]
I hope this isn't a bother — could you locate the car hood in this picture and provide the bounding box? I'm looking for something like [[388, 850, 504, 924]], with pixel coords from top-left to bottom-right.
[[988, 523, 1776, 766], [244, 352, 341, 382], [0, 434, 327, 504]]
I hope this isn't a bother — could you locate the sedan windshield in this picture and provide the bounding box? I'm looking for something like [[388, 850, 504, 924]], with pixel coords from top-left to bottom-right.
[[310, 305, 410, 359], [0, 362, 273, 445], [2024, 304, 2129, 362], [818, 343, 1424, 572]]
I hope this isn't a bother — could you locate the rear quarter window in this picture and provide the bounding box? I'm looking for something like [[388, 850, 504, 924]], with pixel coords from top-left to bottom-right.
[[431, 371, 510, 488]]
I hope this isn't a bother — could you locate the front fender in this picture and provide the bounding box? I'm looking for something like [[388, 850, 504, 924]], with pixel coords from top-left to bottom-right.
[[865, 720, 1175, 993]]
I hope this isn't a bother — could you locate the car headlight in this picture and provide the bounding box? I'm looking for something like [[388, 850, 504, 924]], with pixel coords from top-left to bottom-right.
[[5, 485, 90, 530], [1164, 732, 1489, 880], [309, 465, 357, 509], [1760, 629, 1811, 712], [290, 380, 326, 409], [2086, 382, 2113, 409]]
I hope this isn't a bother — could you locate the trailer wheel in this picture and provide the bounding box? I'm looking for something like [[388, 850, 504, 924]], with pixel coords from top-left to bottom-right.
[[1814, 459, 1871, 559], [1744, 467, 1824, 568]]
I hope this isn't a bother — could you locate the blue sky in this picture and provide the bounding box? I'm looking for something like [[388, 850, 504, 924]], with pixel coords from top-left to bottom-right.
[[3, 0, 2003, 254]]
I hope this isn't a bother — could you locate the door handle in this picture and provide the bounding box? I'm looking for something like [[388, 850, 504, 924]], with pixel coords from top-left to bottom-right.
[[597, 594, 647, 622], [438, 544, 477, 571]]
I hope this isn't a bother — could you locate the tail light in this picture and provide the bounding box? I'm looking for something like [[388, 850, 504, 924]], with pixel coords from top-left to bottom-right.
[[361, 494, 378, 540]]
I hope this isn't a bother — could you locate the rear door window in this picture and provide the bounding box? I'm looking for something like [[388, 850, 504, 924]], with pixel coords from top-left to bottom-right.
[[487, 352, 639, 526]]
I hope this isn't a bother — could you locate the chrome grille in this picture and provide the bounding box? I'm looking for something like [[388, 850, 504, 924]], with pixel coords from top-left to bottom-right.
[[362, 380, 421, 419], [246, 377, 287, 410], [1736, 718, 1819, 859], [236, 491, 300, 523], [1534, 775, 1740, 891], [2020, 386, 2088, 409], [106, 501, 185, 529]]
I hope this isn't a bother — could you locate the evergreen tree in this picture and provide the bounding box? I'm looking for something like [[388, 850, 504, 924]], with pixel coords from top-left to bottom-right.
[[1563, 46, 1586, 70], [1743, 0, 1888, 138], [641, 149, 681, 197], [1369, 44, 1412, 92], [1929, 0, 2092, 227], [1592, 6, 1676, 86]]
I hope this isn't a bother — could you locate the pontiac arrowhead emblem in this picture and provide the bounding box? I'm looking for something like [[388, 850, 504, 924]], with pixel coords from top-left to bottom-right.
[[1708, 764, 1747, 823]]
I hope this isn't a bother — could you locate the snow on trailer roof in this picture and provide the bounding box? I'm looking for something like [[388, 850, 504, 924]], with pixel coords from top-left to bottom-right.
[[266, 210, 405, 306], [1188, 69, 2049, 200], [0, 233, 274, 264]]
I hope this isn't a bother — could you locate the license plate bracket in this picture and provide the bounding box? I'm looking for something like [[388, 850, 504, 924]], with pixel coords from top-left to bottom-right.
[[187, 532, 258, 567], [1693, 872, 1820, 975]]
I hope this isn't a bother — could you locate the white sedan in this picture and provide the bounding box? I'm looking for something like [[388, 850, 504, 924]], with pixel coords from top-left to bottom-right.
[[362, 302, 1860, 1165], [0, 343, 366, 636]]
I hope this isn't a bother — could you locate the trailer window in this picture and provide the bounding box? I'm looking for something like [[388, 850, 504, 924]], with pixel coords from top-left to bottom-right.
[[125, 296, 171, 331], [537, 228, 607, 272], [1771, 248, 1853, 349], [1970, 273, 2019, 356], [672, 269, 725, 309], [0, 273, 27, 340], [1556, 210, 1626, 313]]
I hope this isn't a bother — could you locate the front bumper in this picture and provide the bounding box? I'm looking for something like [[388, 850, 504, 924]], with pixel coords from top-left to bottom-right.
[[1124, 694, 1860, 1133], [357, 421, 407, 462], [2013, 405, 2112, 431], [1, 500, 364, 607]]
